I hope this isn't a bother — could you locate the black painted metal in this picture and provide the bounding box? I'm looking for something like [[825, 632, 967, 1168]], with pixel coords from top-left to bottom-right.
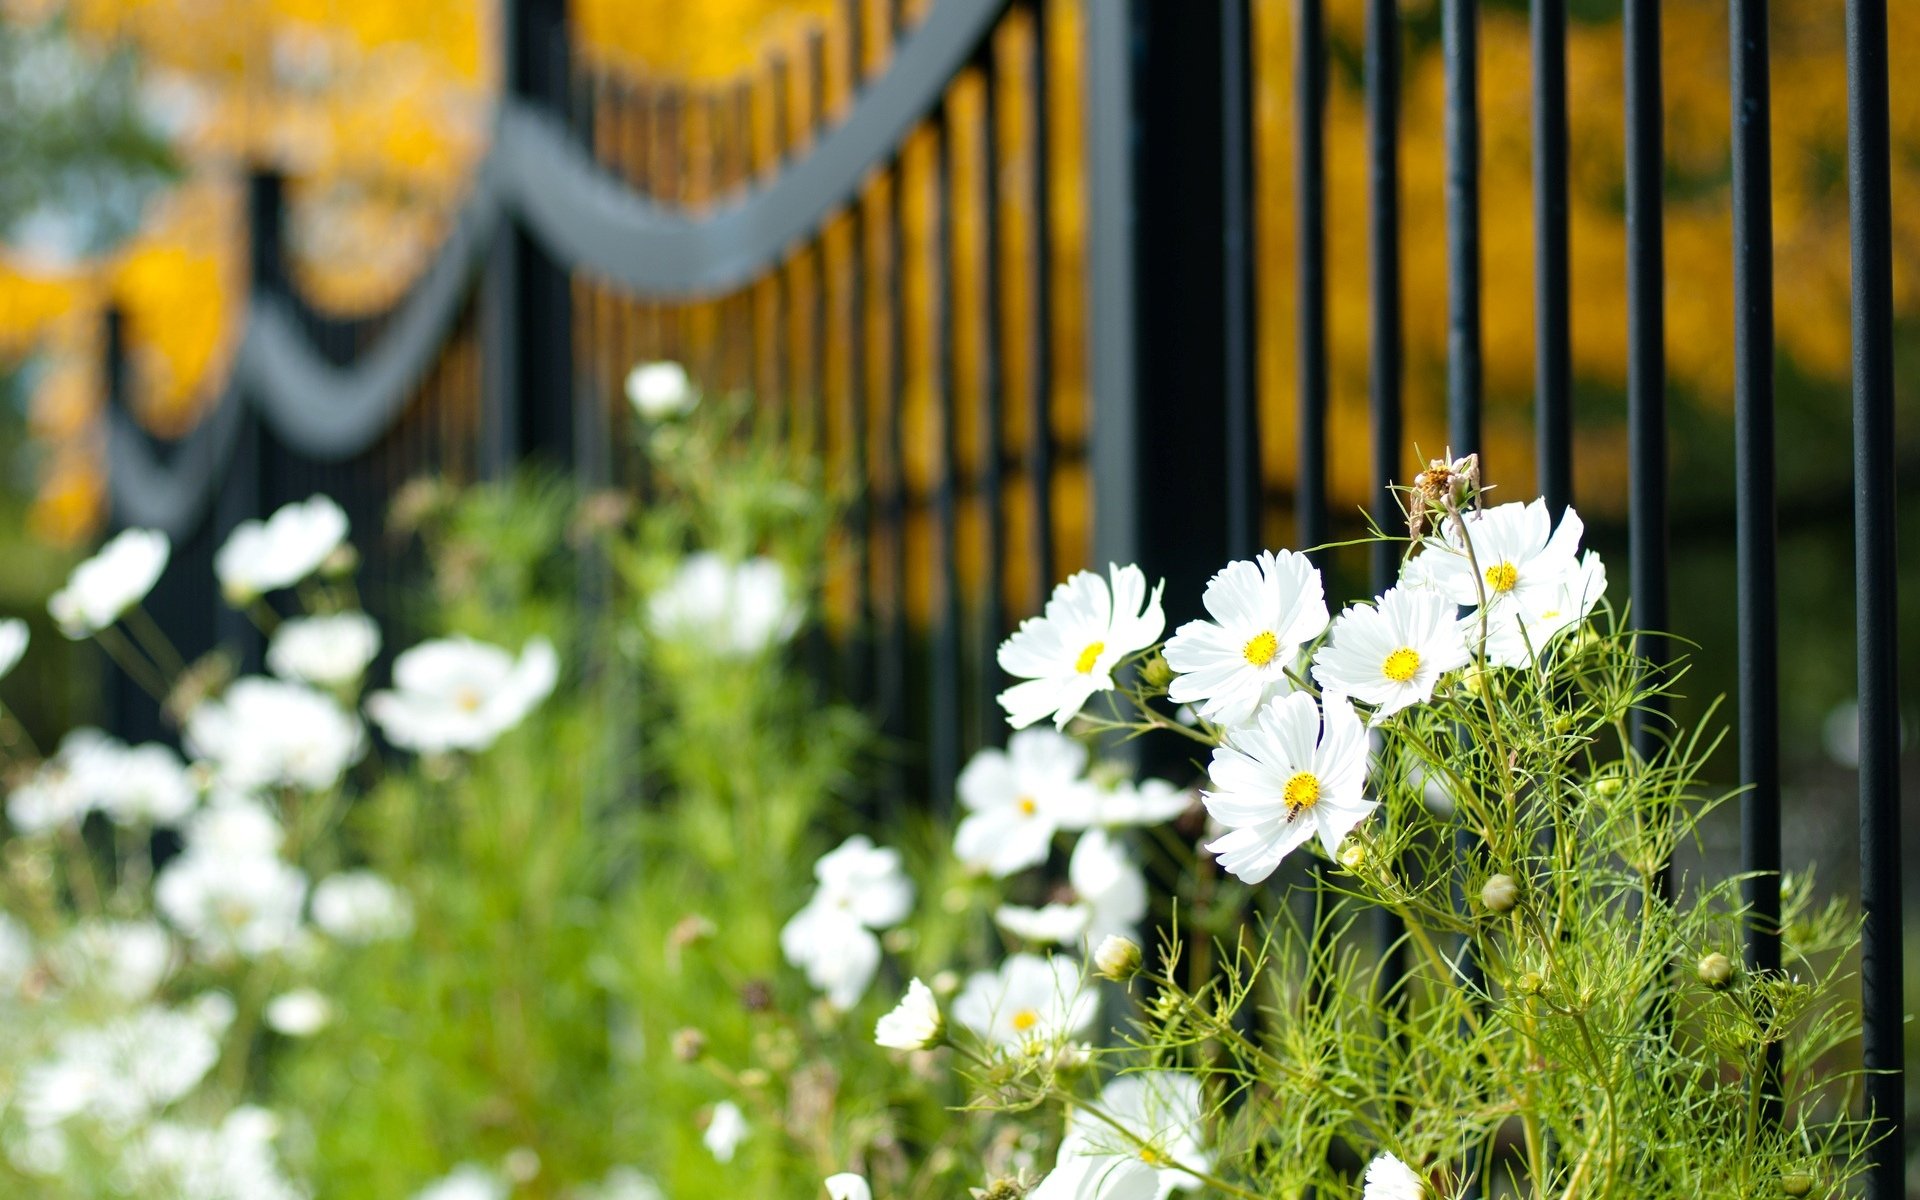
[[975, 45, 1007, 748], [1022, 0, 1054, 605], [1532, 0, 1571, 513], [509, 0, 575, 464], [1294, 0, 1328, 560], [1443, 0, 1481, 462], [932, 115, 962, 809], [1222, 0, 1260, 560], [1846, 2, 1903, 1193], [1366, 0, 1401, 595]]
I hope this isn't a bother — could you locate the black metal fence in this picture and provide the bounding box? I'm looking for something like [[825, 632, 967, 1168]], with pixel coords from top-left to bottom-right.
[[102, 0, 1905, 1190]]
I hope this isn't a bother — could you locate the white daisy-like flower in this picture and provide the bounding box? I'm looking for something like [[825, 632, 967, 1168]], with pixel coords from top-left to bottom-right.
[[648, 553, 801, 657], [411, 1163, 508, 1200], [1477, 549, 1608, 668], [178, 792, 283, 859], [825, 1173, 871, 1200], [80, 739, 197, 826], [1362, 1153, 1425, 1200], [54, 920, 172, 1003], [310, 871, 414, 943], [215, 494, 349, 602], [155, 853, 308, 960], [365, 635, 557, 754], [48, 528, 169, 637], [1029, 1155, 1160, 1200], [874, 977, 944, 1050], [130, 1107, 303, 1200], [954, 728, 1094, 877], [1413, 498, 1583, 615], [995, 902, 1093, 946], [626, 360, 698, 418], [704, 1100, 748, 1163], [6, 729, 115, 833], [951, 953, 1095, 1049], [0, 617, 27, 679], [781, 836, 913, 1010], [997, 563, 1166, 730], [267, 611, 381, 688], [186, 677, 366, 791], [1202, 692, 1374, 884], [1070, 828, 1148, 947], [1057, 776, 1192, 831], [19, 1006, 220, 1132], [1163, 551, 1328, 728], [1310, 588, 1470, 722], [576, 1167, 667, 1200], [264, 989, 332, 1037], [1055, 1071, 1210, 1199]]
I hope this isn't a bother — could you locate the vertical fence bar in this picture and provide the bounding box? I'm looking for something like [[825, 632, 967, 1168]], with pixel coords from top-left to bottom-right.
[[976, 48, 1007, 745], [1295, 0, 1328, 559], [1023, 0, 1055, 602], [1443, 0, 1481, 461], [1531, 0, 1570, 510], [1846, 1, 1904, 1192], [1222, 0, 1260, 559], [931, 116, 962, 811], [881, 167, 911, 773], [505, 0, 575, 464], [1729, 0, 1782, 1124]]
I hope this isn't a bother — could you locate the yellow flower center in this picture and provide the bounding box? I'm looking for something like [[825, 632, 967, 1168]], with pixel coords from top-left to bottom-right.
[[1017, 795, 1038, 816], [1073, 641, 1106, 674], [1540, 609, 1561, 620], [1242, 630, 1280, 667], [1139, 1147, 1164, 1166], [1283, 771, 1322, 818], [1011, 1008, 1040, 1033], [1485, 561, 1519, 593], [1382, 647, 1422, 683], [454, 687, 484, 713]]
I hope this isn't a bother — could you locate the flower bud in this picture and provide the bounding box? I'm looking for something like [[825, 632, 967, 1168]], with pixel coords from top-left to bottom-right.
[[1480, 874, 1520, 914], [670, 1027, 707, 1062], [1093, 935, 1143, 983], [1593, 773, 1624, 799], [1697, 952, 1735, 989], [1781, 1172, 1814, 1197], [1140, 652, 1174, 692], [1513, 971, 1546, 997], [737, 1067, 771, 1089], [1338, 841, 1368, 872]]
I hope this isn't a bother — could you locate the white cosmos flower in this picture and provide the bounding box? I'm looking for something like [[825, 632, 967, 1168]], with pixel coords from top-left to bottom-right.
[[1202, 692, 1374, 884], [1412, 498, 1583, 615], [998, 563, 1166, 730], [1362, 1153, 1425, 1200], [311, 870, 413, 942], [626, 360, 697, 418], [1477, 549, 1607, 668], [781, 836, 913, 1009], [951, 953, 1095, 1049], [875, 977, 944, 1050], [1164, 550, 1328, 728], [48, 528, 169, 637], [366, 635, 558, 754], [412, 1164, 508, 1200], [268, 611, 381, 688], [954, 728, 1093, 877], [1070, 829, 1148, 946], [825, 1174, 872, 1200], [264, 988, 332, 1037], [1057, 777, 1192, 831], [79, 738, 197, 826], [6, 729, 115, 833], [130, 1107, 302, 1200], [704, 1100, 748, 1163], [215, 494, 349, 602], [577, 1167, 667, 1200], [155, 852, 308, 960], [55, 920, 172, 1003], [995, 902, 1093, 946], [179, 792, 283, 859], [1054, 1071, 1210, 1199], [186, 677, 366, 791], [647, 553, 801, 657], [0, 618, 26, 678], [1311, 587, 1470, 722], [1029, 1155, 1160, 1200], [19, 1006, 220, 1132]]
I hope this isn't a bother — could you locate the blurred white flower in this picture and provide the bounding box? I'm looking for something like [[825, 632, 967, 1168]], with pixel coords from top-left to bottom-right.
[[951, 953, 1095, 1049], [994, 902, 1092, 946], [6, 730, 109, 833], [186, 677, 366, 792], [54, 920, 172, 1003], [574, 1167, 667, 1200], [954, 728, 1093, 877], [1029, 1155, 1158, 1200], [0, 617, 27, 678], [626, 360, 697, 418], [1311, 588, 1470, 723], [648, 553, 801, 657], [48, 528, 169, 637], [19, 1006, 220, 1132], [412, 1163, 509, 1200], [1363, 1153, 1425, 1200], [215, 495, 349, 602], [265, 988, 332, 1037], [311, 870, 414, 943], [1410, 499, 1584, 619], [781, 836, 913, 1010], [81, 739, 197, 826], [268, 611, 381, 688], [1053, 1071, 1210, 1199], [1056, 777, 1191, 831], [704, 1100, 748, 1163], [1204, 692, 1375, 885], [1070, 829, 1148, 947], [131, 1107, 302, 1200], [366, 635, 558, 754], [178, 792, 283, 859], [997, 564, 1166, 730], [156, 852, 308, 960], [874, 977, 944, 1050], [825, 1174, 872, 1200], [1163, 550, 1328, 728]]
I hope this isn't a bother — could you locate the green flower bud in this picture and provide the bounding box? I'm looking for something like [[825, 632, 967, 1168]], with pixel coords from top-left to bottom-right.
[[1140, 652, 1174, 692], [1094, 935, 1144, 983], [1781, 1172, 1815, 1197], [1513, 971, 1546, 997], [1480, 873, 1520, 914], [1593, 773, 1624, 798], [1697, 951, 1735, 989]]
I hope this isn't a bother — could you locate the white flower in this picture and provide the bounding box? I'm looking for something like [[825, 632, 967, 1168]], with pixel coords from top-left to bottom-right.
[[130, 1107, 302, 1200], [995, 902, 1093, 945], [874, 977, 944, 1050], [704, 1100, 748, 1163], [647, 553, 801, 656], [1029, 1155, 1160, 1200], [179, 792, 283, 858], [998, 564, 1166, 730], [954, 729, 1093, 877], [576, 1167, 667, 1200], [951, 953, 1095, 1049], [1202, 692, 1375, 884], [19, 1006, 220, 1132], [0, 617, 27, 678], [1411, 498, 1584, 615], [82, 739, 197, 826], [268, 611, 381, 688], [5, 730, 110, 833], [1054, 1071, 1210, 1198], [54, 920, 172, 1002], [1477, 550, 1607, 668], [156, 852, 308, 960], [366, 635, 558, 754], [1310, 588, 1470, 722], [1057, 777, 1192, 831], [215, 494, 349, 602], [781, 836, 913, 1010], [1362, 1153, 1425, 1200], [48, 528, 169, 637], [626, 360, 698, 418], [1070, 829, 1148, 946], [412, 1163, 508, 1200], [1164, 551, 1328, 727], [265, 988, 332, 1036], [186, 677, 366, 791], [825, 1173, 872, 1200], [311, 870, 414, 942]]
